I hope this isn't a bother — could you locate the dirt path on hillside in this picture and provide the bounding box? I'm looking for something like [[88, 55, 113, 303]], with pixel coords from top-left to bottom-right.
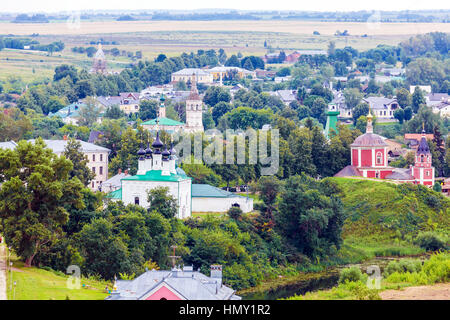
[[0, 243, 7, 300], [380, 283, 450, 300]]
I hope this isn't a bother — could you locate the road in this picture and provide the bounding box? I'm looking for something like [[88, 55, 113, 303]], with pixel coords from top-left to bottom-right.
[[380, 283, 450, 300], [0, 242, 6, 300]]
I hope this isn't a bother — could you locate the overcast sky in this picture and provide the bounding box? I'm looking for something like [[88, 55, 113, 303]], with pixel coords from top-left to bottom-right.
[[1, 0, 449, 13]]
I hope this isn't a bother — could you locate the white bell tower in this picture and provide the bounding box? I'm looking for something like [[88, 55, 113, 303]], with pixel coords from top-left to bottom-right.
[[185, 73, 204, 133]]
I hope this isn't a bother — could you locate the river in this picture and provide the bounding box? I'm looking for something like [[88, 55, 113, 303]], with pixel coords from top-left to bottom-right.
[[239, 255, 429, 300]]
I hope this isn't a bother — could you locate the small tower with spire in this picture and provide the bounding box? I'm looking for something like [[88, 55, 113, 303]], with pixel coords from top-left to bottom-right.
[[91, 43, 107, 74], [159, 94, 166, 119], [185, 73, 204, 133], [366, 110, 374, 134], [412, 125, 435, 185]]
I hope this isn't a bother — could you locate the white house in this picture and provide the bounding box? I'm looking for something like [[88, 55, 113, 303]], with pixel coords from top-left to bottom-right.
[[363, 97, 399, 119], [171, 68, 213, 84]]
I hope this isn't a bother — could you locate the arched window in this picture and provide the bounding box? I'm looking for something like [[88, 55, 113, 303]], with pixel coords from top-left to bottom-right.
[[376, 152, 382, 165], [421, 155, 424, 163], [134, 197, 139, 205]]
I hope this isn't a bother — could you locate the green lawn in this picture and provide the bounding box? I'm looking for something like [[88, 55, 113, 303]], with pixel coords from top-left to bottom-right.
[[7, 257, 110, 300]]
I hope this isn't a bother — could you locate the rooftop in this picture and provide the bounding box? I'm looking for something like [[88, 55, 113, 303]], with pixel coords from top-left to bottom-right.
[[192, 184, 246, 198], [106, 267, 240, 300], [27, 139, 111, 153], [141, 117, 185, 126], [121, 169, 191, 182], [350, 132, 389, 148]]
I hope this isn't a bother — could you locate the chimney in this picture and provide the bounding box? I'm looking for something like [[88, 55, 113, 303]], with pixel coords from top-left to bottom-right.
[[210, 265, 222, 288]]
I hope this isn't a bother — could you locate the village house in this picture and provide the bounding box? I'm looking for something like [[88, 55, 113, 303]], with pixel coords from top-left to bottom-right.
[[328, 92, 352, 119], [432, 101, 450, 117], [119, 92, 140, 114], [171, 68, 213, 84], [140, 84, 174, 99], [404, 133, 435, 150], [270, 90, 297, 106], [255, 68, 276, 80], [48, 102, 86, 125], [208, 66, 256, 82], [362, 97, 399, 119]]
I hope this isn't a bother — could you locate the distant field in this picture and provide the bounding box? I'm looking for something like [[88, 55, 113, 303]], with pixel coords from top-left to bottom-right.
[[1, 20, 448, 83], [1, 20, 448, 36], [0, 48, 128, 82]]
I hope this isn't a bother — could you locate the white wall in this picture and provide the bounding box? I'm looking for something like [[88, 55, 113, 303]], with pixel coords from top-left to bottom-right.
[[121, 179, 191, 219], [192, 196, 253, 213]]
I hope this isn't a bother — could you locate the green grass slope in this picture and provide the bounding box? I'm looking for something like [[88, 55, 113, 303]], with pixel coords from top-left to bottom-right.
[[7, 258, 110, 300], [327, 178, 449, 252]]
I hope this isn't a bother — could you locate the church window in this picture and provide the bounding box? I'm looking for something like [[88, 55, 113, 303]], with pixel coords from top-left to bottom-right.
[[134, 197, 139, 205], [376, 152, 382, 165]]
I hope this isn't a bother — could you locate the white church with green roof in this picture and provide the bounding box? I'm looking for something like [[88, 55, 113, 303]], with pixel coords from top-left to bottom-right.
[[106, 132, 253, 218]]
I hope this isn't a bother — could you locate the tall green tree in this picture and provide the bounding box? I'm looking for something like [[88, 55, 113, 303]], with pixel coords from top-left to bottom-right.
[[77, 97, 100, 127], [396, 88, 412, 108], [0, 138, 85, 266], [63, 138, 95, 186], [147, 186, 179, 219], [411, 86, 426, 113], [343, 88, 362, 110], [275, 175, 344, 258]]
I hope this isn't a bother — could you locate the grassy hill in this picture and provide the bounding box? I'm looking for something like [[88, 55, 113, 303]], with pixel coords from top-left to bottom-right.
[[327, 177, 449, 258], [7, 255, 110, 300]]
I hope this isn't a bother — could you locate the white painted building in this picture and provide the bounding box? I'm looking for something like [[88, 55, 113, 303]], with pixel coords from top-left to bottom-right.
[[192, 184, 253, 213], [105, 133, 253, 217]]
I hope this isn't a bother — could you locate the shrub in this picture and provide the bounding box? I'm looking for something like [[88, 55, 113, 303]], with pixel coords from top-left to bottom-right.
[[385, 252, 449, 285], [339, 266, 364, 284], [414, 232, 447, 251], [384, 259, 422, 277], [227, 207, 243, 220]]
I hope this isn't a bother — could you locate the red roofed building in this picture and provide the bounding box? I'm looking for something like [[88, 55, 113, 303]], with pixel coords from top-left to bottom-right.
[[335, 114, 435, 186], [285, 52, 301, 63]]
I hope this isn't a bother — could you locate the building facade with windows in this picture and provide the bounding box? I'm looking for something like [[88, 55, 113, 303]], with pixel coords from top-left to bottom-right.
[[335, 114, 435, 186]]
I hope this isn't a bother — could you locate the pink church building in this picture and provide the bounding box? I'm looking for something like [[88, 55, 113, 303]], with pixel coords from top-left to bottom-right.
[[335, 113, 435, 186]]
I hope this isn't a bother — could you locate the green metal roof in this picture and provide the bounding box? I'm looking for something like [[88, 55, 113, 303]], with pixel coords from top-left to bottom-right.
[[121, 170, 191, 182], [141, 117, 184, 126], [192, 184, 246, 198], [106, 188, 122, 200]]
